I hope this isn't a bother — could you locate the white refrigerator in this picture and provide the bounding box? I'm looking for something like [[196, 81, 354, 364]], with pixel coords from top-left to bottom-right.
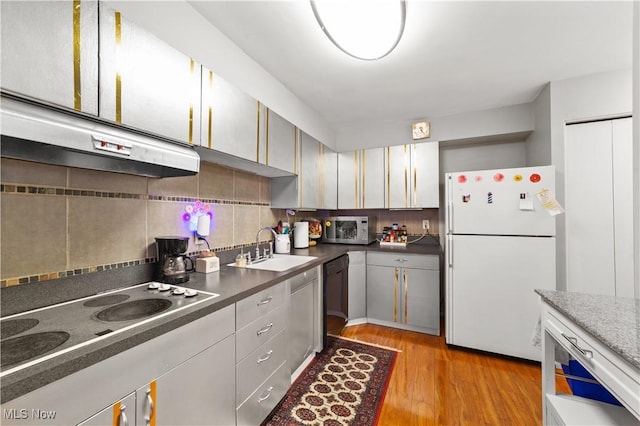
[[445, 165, 556, 361]]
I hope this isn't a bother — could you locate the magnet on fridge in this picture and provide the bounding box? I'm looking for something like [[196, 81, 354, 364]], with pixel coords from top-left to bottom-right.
[[519, 192, 534, 210], [462, 194, 471, 203], [487, 192, 493, 204]]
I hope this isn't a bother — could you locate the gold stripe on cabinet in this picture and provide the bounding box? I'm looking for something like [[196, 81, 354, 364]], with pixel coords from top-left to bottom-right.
[[256, 101, 261, 162], [111, 401, 120, 426], [266, 108, 270, 165], [412, 144, 417, 206], [149, 380, 157, 426], [362, 150, 366, 208], [403, 145, 409, 207], [188, 59, 195, 144], [114, 11, 122, 124], [393, 267, 399, 322], [294, 127, 298, 174], [403, 269, 408, 324], [319, 143, 325, 208], [72, 0, 81, 111], [208, 71, 213, 148], [354, 151, 359, 208], [386, 147, 391, 208]]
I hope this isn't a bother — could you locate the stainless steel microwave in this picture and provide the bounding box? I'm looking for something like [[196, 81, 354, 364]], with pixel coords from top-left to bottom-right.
[[322, 216, 377, 245]]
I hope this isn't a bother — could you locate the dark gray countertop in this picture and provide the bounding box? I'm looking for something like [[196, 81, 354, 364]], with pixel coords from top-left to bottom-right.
[[1, 241, 441, 403], [535, 289, 640, 370]]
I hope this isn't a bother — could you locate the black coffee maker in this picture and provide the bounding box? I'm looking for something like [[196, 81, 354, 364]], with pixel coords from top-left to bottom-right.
[[155, 236, 193, 284]]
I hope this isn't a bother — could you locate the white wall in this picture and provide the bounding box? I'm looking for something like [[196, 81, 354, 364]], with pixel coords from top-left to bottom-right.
[[440, 141, 526, 175], [103, 0, 337, 149], [336, 103, 534, 152], [548, 69, 633, 291], [526, 83, 551, 166]]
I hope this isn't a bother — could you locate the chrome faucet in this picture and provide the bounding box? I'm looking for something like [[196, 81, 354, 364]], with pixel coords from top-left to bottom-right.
[[255, 227, 277, 261]]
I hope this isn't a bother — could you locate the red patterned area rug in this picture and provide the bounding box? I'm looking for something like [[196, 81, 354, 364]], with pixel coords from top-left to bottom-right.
[[262, 336, 398, 426]]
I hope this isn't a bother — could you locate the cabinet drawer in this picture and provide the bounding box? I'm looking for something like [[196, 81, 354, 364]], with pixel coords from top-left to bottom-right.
[[236, 330, 287, 404], [544, 307, 640, 419], [236, 361, 289, 426], [367, 252, 439, 270], [236, 282, 285, 330], [236, 305, 286, 362], [289, 267, 318, 293]]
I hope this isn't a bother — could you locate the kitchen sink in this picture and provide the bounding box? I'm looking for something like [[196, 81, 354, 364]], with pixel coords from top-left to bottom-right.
[[229, 254, 317, 272]]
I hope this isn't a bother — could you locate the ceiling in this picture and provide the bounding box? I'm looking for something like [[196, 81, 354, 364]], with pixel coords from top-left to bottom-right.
[[188, 1, 633, 132]]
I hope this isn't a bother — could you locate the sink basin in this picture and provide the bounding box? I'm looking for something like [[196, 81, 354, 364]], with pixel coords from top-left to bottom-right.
[[229, 254, 317, 272]]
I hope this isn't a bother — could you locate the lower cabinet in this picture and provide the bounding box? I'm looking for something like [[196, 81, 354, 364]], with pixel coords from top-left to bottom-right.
[[78, 393, 135, 426], [235, 282, 288, 425], [289, 268, 318, 374], [347, 251, 367, 322], [366, 252, 440, 335]]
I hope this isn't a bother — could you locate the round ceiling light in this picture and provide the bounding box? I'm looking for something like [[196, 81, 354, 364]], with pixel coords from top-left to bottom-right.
[[310, 0, 406, 61]]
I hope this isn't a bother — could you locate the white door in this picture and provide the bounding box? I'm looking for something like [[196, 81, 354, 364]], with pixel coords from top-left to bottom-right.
[[446, 234, 555, 361], [565, 118, 634, 297]]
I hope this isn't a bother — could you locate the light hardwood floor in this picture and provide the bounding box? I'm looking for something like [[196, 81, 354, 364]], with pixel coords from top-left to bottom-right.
[[340, 323, 570, 425]]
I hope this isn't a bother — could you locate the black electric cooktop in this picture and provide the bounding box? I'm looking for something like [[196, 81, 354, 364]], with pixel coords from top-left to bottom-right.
[[0, 283, 219, 376]]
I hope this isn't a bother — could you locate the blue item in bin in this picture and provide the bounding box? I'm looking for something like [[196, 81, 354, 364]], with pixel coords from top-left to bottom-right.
[[561, 360, 622, 406]]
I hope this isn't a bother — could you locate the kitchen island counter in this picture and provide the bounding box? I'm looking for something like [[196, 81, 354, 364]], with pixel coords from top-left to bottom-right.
[[535, 289, 640, 369]]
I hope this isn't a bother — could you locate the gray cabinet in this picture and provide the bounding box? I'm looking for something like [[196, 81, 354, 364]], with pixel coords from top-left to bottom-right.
[[338, 148, 385, 209], [235, 282, 288, 425], [1, 1, 99, 114], [201, 67, 259, 159], [289, 269, 318, 374], [78, 393, 135, 426], [366, 252, 440, 335], [135, 334, 236, 426], [271, 132, 337, 209], [386, 142, 439, 208], [258, 107, 297, 174], [99, 5, 201, 144], [347, 251, 367, 322]]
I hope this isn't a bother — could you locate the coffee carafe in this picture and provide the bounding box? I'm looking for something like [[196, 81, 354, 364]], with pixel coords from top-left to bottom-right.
[[155, 236, 193, 284]]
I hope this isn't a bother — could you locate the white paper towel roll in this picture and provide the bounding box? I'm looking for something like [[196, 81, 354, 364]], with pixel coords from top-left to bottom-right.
[[293, 222, 309, 248]]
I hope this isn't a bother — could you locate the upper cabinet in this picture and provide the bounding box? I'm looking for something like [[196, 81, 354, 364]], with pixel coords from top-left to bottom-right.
[[386, 141, 439, 208], [258, 107, 297, 174], [338, 148, 385, 209], [271, 131, 338, 209], [1, 0, 99, 114], [99, 6, 201, 145], [201, 67, 259, 160]]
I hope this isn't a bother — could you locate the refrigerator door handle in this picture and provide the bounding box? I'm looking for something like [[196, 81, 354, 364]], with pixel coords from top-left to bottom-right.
[[448, 236, 453, 268], [446, 176, 453, 234]]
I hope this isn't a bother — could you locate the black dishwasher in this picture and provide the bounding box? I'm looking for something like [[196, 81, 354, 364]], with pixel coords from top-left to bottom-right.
[[323, 254, 349, 348]]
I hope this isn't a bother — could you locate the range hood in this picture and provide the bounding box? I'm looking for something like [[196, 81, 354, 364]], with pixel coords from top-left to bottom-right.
[[1, 95, 199, 178]]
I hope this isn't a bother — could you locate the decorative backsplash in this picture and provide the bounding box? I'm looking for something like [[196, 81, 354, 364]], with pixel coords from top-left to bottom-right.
[[0, 158, 283, 287]]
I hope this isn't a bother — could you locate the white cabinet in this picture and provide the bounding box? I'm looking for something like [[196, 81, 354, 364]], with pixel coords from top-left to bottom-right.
[[366, 252, 440, 335], [319, 144, 338, 210], [338, 148, 385, 209], [541, 300, 640, 425], [347, 251, 367, 323], [565, 117, 634, 297], [200, 67, 259, 160], [386, 142, 439, 208], [1, 1, 99, 114], [99, 6, 201, 144]]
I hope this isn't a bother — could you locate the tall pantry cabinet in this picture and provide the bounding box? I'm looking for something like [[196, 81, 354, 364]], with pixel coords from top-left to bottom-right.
[[564, 117, 634, 297]]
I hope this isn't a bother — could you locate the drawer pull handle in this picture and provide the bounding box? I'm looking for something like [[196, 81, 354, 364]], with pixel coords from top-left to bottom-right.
[[257, 322, 274, 335], [119, 405, 129, 426], [257, 350, 274, 364], [144, 389, 154, 425], [257, 386, 274, 403], [394, 258, 408, 262], [257, 296, 273, 306], [561, 333, 593, 358]]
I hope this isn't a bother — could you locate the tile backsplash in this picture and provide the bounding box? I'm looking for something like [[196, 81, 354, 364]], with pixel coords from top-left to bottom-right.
[[0, 158, 283, 287]]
